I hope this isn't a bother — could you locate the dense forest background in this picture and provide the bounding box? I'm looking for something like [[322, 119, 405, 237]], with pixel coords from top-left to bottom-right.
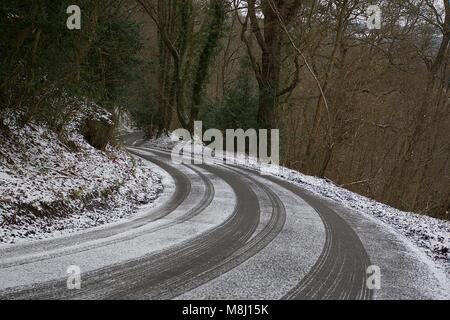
[[0, 0, 449, 219]]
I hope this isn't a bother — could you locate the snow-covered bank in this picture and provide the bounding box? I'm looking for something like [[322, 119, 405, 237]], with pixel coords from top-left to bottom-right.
[[143, 135, 450, 276], [260, 164, 450, 275], [0, 106, 162, 245]]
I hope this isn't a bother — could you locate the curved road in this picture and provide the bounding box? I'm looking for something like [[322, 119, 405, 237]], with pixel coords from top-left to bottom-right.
[[0, 134, 447, 300]]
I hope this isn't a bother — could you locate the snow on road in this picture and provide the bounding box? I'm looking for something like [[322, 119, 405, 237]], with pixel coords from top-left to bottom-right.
[[176, 167, 326, 300], [143, 135, 450, 278], [0, 152, 236, 291]]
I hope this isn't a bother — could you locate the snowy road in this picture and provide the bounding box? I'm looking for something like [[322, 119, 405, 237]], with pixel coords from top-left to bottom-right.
[[0, 134, 448, 300]]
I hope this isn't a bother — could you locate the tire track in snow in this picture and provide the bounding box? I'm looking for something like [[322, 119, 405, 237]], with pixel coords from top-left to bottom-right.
[[259, 174, 373, 300]]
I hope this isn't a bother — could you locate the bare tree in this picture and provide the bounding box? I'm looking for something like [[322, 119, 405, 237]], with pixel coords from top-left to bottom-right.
[[137, 0, 227, 131], [235, 0, 302, 129]]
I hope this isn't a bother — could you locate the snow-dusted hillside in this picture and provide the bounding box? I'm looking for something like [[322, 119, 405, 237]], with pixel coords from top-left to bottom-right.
[[0, 103, 162, 245]]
